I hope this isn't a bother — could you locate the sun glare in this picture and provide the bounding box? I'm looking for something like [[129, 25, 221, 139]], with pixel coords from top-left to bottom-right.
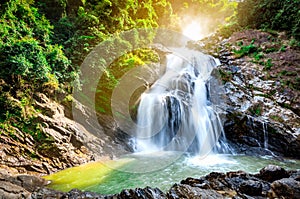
[[182, 21, 203, 41]]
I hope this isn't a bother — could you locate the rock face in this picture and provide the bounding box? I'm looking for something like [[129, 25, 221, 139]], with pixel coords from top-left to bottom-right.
[[2, 165, 298, 199], [191, 29, 300, 158], [0, 93, 131, 175]]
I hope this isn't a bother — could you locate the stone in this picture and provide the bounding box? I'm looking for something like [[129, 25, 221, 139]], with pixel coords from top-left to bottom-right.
[[1, 92, 132, 175], [239, 180, 262, 196], [31, 188, 65, 199], [0, 181, 31, 199], [269, 178, 300, 199], [257, 165, 289, 182], [117, 187, 166, 199], [167, 184, 224, 199], [288, 170, 300, 181], [0, 170, 49, 199], [17, 175, 49, 192]]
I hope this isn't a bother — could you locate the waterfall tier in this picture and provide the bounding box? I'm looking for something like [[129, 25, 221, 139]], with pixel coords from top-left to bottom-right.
[[135, 49, 230, 156]]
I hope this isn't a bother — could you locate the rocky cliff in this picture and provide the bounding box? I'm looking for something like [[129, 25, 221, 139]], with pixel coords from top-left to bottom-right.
[[191, 29, 300, 158], [0, 92, 131, 175]]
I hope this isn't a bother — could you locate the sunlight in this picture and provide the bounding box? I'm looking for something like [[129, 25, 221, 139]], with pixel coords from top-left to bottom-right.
[[182, 21, 203, 41]]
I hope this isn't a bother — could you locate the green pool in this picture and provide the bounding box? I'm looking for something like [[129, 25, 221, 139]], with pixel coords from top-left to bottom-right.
[[44, 152, 300, 195]]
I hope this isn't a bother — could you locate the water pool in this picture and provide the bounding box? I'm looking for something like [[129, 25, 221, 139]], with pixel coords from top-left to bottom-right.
[[45, 152, 300, 195]]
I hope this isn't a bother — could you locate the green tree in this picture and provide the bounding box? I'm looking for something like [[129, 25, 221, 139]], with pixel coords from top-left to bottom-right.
[[0, 0, 72, 85], [237, 0, 300, 39]]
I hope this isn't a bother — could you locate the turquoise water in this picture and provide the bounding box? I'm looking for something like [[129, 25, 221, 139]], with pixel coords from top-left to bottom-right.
[[46, 152, 300, 195]]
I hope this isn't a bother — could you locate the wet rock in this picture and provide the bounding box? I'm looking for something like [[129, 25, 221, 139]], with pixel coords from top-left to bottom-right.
[[31, 187, 166, 199], [64, 188, 106, 199], [289, 170, 300, 181], [269, 178, 300, 199], [202, 172, 229, 191], [117, 187, 166, 199], [31, 188, 105, 199], [179, 171, 266, 198], [31, 188, 64, 199], [168, 184, 224, 199], [256, 165, 289, 182], [239, 180, 262, 196]]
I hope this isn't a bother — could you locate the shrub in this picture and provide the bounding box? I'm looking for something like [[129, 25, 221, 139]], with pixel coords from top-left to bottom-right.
[[233, 41, 258, 58]]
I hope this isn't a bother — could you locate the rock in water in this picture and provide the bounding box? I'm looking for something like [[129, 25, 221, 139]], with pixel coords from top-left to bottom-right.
[[256, 165, 289, 182]]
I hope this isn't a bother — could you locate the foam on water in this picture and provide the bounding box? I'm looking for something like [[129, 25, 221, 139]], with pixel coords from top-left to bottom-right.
[[187, 154, 237, 167]]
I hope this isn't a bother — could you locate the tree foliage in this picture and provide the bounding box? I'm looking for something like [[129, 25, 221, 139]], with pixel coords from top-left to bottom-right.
[[237, 0, 300, 39], [0, 0, 72, 145], [0, 0, 72, 86]]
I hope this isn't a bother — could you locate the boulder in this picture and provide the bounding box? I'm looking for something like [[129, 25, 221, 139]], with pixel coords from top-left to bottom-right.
[[0, 169, 48, 199], [269, 178, 300, 199], [256, 165, 289, 182], [239, 180, 262, 196], [117, 187, 166, 199], [0, 181, 31, 199], [168, 184, 224, 199]]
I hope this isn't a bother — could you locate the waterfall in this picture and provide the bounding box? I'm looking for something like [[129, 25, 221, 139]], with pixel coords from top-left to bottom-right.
[[135, 49, 229, 156], [263, 122, 268, 149]]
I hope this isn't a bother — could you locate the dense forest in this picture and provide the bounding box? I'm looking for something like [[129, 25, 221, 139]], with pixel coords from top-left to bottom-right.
[[0, 0, 299, 159]]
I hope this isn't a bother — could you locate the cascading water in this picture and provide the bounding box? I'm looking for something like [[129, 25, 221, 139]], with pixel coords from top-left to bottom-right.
[[135, 49, 230, 156]]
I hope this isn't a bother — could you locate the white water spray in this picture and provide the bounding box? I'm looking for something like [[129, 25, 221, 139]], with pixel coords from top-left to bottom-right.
[[135, 49, 230, 156]]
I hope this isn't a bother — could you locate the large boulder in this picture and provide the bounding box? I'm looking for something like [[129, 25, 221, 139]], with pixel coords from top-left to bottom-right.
[[256, 164, 289, 182]]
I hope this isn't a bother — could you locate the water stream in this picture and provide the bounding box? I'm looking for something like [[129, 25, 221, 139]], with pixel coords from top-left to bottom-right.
[[263, 122, 268, 149]]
